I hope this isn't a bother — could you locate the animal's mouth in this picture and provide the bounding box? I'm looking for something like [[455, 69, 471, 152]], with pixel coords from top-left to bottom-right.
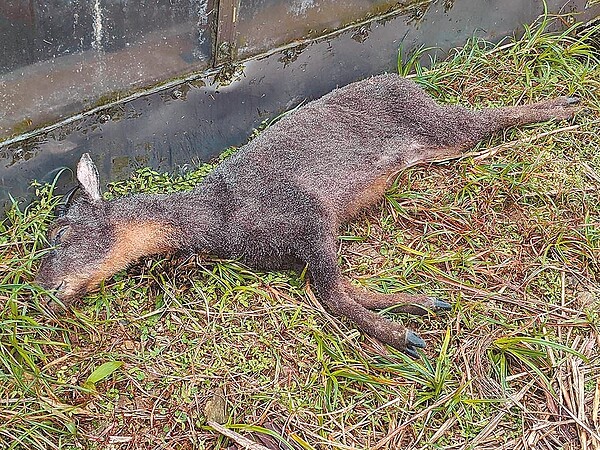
[[40, 279, 80, 312], [48, 275, 99, 305], [52, 279, 85, 303], [33, 279, 68, 314], [36, 268, 105, 310]]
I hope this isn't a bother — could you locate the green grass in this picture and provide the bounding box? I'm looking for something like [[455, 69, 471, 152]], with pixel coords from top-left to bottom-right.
[[1, 14, 599, 450]]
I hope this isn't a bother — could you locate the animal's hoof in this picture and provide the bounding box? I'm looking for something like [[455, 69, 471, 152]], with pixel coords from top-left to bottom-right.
[[566, 96, 580, 105], [404, 330, 425, 358], [404, 346, 420, 358], [406, 330, 426, 349], [433, 298, 452, 311]]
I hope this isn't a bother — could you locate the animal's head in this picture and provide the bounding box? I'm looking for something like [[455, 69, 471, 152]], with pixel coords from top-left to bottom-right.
[[36, 153, 178, 309], [35, 153, 118, 306]]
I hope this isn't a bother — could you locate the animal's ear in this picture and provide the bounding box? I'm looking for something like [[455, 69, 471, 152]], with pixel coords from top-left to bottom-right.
[[76, 153, 102, 201]]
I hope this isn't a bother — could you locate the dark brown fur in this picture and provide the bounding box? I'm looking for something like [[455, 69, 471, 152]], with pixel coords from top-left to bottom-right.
[[35, 74, 579, 355]]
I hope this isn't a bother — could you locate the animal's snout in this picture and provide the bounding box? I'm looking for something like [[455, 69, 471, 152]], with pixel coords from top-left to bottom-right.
[[44, 277, 81, 301], [33, 272, 67, 312], [36, 257, 105, 307], [35, 258, 77, 303]]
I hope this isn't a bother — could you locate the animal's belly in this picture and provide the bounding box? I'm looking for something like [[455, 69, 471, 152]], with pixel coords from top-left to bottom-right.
[[337, 173, 391, 224]]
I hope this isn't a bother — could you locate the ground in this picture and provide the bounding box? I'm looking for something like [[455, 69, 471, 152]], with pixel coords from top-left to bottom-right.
[[0, 16, 599, 450]]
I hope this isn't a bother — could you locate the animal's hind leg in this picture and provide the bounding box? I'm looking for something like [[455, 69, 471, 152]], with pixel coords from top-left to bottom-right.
[[422, 95, 581, 162], [342, 280, 451, 315], [297, 238, 426, 356], [480, 96, 580, 132]]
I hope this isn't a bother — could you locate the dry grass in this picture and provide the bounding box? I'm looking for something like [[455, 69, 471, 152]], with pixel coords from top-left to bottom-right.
[[1, 15, 599, 450]]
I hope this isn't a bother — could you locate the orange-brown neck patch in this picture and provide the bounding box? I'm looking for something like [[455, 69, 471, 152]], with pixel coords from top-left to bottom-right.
[[58, 221, 177, 300], [103, 220, 176, 273], [81, 220, 177, 293]]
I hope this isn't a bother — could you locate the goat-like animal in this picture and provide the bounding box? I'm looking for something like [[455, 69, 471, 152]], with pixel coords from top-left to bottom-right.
[[36, 74, 579, 355]]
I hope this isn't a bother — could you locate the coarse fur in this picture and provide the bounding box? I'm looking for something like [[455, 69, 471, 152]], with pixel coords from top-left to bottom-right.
[[36, 74, 580, 355]]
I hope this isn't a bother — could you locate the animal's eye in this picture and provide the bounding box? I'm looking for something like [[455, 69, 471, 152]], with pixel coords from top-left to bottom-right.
[[51, 226, 70, 245]]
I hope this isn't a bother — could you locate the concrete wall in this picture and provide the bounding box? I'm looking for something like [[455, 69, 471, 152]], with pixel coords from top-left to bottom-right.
[[1, 0, 213, 139]]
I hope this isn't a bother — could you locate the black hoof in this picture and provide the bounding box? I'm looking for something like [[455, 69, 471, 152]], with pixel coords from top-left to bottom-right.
[[404, 346, 420, 358], [433, 298, 452, 311], [403, 331, 426, 358], [406, 330, 426, 348], [566, 96, 580, 105]]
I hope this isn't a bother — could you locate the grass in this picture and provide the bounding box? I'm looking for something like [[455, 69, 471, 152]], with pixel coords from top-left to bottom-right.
[[1, 14, 600, 450]]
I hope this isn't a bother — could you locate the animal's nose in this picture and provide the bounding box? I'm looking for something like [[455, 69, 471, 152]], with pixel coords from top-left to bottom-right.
[[34, 276, 69, 313]]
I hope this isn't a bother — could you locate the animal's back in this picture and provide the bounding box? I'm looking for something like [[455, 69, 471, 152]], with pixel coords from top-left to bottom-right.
[[209, 74, 449, 225]]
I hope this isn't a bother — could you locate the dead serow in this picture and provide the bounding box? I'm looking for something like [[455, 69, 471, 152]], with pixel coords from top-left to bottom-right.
[[35, 74, 580, 356]]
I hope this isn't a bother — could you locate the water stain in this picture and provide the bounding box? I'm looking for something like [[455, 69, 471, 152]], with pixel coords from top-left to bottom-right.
[[351, 24, 371, 43], [92, 0, 104, 51], [212, 62, 245, 86], [278, 43, 309, 66]]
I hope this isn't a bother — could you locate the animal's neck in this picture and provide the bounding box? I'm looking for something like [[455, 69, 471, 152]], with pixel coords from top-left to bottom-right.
[[108, 188, 222, 257], [89, 219, 178, 284]]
